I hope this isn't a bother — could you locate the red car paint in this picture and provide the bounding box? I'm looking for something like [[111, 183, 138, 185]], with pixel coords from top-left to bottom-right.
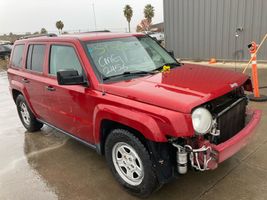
[[7, 32, 261, 171], [103, 64, 250, 113]]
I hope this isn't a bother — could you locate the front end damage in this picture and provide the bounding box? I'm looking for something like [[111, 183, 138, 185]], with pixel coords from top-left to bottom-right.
[[146, 85, 261, 185], [171, 88, 262, 174]]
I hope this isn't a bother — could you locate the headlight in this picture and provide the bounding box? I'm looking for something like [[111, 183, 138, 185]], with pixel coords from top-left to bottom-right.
[[192, 107, 212, 134]]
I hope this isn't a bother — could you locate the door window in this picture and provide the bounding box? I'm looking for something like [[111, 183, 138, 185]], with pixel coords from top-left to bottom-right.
[[49, 45, 82, 75], [26, 44, 46, 72]]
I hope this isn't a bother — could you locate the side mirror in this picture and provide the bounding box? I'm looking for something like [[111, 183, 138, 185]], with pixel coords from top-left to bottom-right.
[[168, 51, 174, 57], [57, 70, 87, 85]]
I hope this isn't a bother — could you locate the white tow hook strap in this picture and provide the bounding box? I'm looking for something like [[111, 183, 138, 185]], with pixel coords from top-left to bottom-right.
[[185, 145, 212, 171]]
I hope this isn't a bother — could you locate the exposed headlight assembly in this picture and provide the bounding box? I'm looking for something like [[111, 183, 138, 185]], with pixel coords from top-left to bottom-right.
[[192, 107, 213, 135]]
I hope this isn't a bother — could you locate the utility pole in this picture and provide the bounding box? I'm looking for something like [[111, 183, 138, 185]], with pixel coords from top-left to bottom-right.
[[92, 3, 97, 31]]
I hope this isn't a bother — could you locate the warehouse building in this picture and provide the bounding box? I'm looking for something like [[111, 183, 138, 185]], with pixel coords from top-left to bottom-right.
[[163, 0, 267, 61]]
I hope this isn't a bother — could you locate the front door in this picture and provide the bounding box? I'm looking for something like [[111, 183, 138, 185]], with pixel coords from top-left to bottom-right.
[[43, 44, 95, 143]]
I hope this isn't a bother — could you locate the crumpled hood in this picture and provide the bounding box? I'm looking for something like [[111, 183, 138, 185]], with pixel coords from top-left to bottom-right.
[[102, 64, 249, 113]]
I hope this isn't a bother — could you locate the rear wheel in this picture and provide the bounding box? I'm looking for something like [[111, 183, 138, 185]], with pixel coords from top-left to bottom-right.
[[16, 94, 43, 132], [105, 129, 159, 197]]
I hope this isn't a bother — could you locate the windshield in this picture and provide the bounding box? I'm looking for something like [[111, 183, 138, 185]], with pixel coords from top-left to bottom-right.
[[85, 36, 177, 79]]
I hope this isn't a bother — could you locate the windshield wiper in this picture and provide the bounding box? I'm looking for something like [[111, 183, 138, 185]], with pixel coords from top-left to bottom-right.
[[153, 62, 182, 72], [103, 70, 156, 81]]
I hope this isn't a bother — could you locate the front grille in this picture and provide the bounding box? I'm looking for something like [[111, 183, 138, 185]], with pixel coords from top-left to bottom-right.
[[212, 97, 247, 144]]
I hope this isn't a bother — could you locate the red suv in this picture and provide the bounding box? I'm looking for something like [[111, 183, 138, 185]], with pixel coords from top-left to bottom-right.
[[7, 32, 261, 197]]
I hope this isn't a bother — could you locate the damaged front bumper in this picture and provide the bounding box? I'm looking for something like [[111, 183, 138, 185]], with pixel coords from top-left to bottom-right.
[[173, 109, 262, 173]]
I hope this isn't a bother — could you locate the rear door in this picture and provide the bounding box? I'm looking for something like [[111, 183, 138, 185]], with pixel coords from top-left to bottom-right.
[[22, 43, 47, 120], [43, 43, 95, 143]]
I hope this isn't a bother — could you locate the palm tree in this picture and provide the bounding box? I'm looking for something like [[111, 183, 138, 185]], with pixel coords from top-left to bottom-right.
[[40, 28, 48, 34], [144, 4, 154, 24], [123, 5, 133, 33], [56, 20, 64, 34]]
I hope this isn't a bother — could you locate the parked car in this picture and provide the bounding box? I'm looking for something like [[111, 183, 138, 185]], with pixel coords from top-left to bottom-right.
[[144, 31, 165, 43], [7, 33, 261, 197], [0, 44, 12, 59]]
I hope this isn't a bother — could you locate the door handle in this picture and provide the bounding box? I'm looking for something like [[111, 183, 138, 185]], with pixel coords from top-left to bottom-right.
[[45, 86, 56, 92], [22, 78, 30, 83]]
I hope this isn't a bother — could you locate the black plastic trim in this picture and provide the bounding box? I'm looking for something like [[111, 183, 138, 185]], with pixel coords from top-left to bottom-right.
[[37, 119, 99, 151]]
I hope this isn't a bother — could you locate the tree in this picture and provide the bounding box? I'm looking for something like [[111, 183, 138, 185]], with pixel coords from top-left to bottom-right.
[[56, 20, 64, 34], [144, 4, 154, 24], [136, 19, 150, 32], [40, 28, 48, 34], [123, 5, 133, 33]]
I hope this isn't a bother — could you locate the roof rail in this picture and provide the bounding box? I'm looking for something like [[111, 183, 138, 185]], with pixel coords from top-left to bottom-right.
[[19, 33, 57, 40], [83, 30, 111, 33]]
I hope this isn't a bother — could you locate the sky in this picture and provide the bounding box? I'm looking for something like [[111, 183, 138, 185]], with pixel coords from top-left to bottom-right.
[[0, 0, 163, 35]]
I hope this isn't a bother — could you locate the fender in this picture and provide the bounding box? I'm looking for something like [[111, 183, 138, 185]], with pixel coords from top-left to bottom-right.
[[93, 104, 179, 184], [10, 79, 37, 116], [93, 104, 167, 143]]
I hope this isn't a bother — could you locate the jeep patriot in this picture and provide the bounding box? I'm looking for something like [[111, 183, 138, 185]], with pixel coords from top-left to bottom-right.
[[7, 32, 261, 197]]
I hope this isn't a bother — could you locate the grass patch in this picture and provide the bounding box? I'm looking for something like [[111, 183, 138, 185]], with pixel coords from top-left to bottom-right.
[[0, 59, 8, 70]]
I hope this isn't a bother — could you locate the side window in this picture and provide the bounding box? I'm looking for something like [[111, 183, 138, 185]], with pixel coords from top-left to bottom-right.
[[11, 44, 25, 68], [26, 45, 33, 70], [26, 44, 46, 73], [49, 45, 82, 75]]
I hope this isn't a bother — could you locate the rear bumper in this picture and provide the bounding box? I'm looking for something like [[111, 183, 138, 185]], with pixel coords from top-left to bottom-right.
[[208, 109, 261, 169]]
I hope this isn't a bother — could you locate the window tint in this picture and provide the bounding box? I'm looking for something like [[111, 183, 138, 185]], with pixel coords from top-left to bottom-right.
[[49, 45, 82, 75], [11, 44, 25, 68], [26, 44, 45, 72]]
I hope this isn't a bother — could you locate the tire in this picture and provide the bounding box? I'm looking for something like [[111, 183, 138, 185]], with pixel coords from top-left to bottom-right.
[[105, 129, 159, 197], [16, 94, 43, 132]]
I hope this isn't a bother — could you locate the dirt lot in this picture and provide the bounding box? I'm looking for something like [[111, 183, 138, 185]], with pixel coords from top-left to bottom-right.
[[0, 59, 8, 70], [0, 67, 267, 200]]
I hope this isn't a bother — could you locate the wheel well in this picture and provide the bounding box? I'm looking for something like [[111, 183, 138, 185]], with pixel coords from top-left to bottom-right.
[[100, 119, 148, 155], [99, 119, 177, 184], [12, 89, 22, 102]]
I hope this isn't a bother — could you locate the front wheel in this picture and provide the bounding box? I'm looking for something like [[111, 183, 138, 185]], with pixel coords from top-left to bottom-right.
[[105, 129, 159, 197]]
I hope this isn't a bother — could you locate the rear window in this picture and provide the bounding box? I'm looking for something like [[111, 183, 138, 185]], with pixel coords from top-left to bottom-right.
[[26, 44, 46, 73], [11, 44, 25, 68]]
